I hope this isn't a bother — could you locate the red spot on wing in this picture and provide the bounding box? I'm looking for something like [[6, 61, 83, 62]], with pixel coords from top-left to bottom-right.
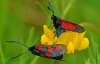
[[37, 46, 43, 51], [56, 46, 61, 50], [60, 19, 76, 30], [45, 53, 51, 57], [48, 46, 53, 53]]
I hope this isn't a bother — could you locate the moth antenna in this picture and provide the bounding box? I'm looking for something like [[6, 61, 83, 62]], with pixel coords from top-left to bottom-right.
[[48, 1, 54, 15], [6, 40, 29, 61], [8, 50, 29, 62], [6, 40, 28, 48]]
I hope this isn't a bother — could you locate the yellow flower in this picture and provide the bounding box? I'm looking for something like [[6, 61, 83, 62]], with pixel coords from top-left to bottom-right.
[[66, 41, 74, 54], [41, 25, 89, 54], [40, 25, 56, 45], [77, 37, 89, 51], [57, 31, 89, 54]]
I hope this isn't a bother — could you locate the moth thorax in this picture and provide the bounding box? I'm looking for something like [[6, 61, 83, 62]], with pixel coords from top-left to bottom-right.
[[51, 16, 61, 29], [29, 46, 35, 51]]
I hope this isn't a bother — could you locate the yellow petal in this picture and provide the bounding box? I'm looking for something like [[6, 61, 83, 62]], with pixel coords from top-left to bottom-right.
[[43, 25, 49, 37], [47, 41, 55, 45], [77, 37, 89, 51], [47, 29, 55, 39], [70, 32, 78, 46], [43, 25, 55, 40], [40, 34, 49, 44], [66, 41, 74, 54], [57, 32, 67, 45], [57, 31, 71, 45], [75, 31, 86, 49]]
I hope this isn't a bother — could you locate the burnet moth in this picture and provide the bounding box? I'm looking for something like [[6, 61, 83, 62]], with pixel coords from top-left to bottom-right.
[[7, 40, 66, 61], [47, 1, 85, 37]]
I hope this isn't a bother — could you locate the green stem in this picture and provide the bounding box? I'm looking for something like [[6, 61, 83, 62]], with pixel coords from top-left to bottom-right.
[[62, 0, 75, 18], [35, 1, 49, 16], [79, 22, 100, 35], [26, 27, 35, 45], [52, 0, 60, 16], [30, 56, 39, 64], [50, 60, 55, 64], [61, 0, 65, 18], [0, 42, 5, 64]]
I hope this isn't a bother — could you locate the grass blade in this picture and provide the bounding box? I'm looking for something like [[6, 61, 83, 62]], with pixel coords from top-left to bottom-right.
[[87, 35, 100, 64], [0, 42, 5, 64], [50, 60, 55, 64], [26, 27, 35, 45], [30, 56, 39, 64], [62, 0, 75, 18]]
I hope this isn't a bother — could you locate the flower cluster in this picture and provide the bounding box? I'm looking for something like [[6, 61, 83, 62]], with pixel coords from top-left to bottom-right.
[[40, 25, 89, 54]]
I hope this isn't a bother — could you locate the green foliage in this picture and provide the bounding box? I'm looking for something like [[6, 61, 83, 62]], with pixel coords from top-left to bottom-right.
[[85, 36, 100, 64], [0, 0, 100, 64]]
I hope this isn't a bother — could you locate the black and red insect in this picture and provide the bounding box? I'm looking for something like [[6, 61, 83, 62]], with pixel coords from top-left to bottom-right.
[[48, 1, 85, 37], [7, 40, 66, 61]]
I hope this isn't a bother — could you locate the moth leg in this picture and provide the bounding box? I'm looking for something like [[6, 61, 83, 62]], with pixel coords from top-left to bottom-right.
[[43, 42, 48, 45], [48, 22, 54, 30], [48, 22, 53, 29], [52, 42, 56, 45]]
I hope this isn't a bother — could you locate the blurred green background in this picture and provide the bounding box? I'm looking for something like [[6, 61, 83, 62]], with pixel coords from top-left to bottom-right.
[[0, 0, 100, 64]]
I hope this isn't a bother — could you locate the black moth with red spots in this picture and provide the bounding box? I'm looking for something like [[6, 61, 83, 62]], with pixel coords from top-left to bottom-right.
[[48, 1, 85, 37], [7, 40, 66, 61], [29, 44, 66, 60]]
